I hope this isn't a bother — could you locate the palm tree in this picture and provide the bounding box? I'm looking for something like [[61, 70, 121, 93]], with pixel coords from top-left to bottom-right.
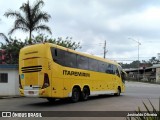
[[4, 0, 52, 44], [0, 33, 9, 42]]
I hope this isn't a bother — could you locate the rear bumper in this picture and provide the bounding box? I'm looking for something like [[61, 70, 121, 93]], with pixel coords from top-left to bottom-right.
[[19, 86, 51, 97], [24, 90, 39, 97]]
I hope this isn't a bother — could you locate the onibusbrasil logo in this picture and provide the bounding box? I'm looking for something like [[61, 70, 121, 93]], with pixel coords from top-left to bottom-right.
[[1, 112, 42, 118]]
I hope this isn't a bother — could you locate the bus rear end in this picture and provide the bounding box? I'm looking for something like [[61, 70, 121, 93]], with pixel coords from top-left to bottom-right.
[[19, 43, 52, 98]]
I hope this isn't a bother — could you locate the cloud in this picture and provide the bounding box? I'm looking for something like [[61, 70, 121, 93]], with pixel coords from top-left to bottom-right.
[[1, 0, 160, 63]]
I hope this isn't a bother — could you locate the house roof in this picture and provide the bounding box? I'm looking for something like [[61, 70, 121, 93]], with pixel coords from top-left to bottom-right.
[[125, 64, 160, 72], [0, 64, 18, 69]]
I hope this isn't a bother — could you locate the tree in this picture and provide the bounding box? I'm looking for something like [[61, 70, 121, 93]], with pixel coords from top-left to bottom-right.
[[149, 57, 159, 64], [4, 0, 52, 44], [121, 58, 156, 69], [0, 34, 25, 64], [29, 34, 81, 50], [0, 34, 81, 64], [0, 33, 9, 42]]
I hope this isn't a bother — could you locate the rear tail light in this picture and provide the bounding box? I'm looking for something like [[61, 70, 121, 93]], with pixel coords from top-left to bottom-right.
[[19, 75, 23, 89], [42, 73, 50, 89]]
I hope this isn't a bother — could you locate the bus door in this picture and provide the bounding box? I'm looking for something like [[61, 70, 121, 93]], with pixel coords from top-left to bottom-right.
[[113, 66, 120, 89]]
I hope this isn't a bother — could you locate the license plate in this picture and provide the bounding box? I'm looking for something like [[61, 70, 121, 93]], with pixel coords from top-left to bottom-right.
[[28, 91, 34, 94]]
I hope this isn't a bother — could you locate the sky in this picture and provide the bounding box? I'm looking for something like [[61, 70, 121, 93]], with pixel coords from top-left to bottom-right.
[[0, 0, 160, 63]]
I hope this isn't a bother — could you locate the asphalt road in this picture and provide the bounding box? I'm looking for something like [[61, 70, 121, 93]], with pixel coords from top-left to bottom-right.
[[0, 81, 160, 120]]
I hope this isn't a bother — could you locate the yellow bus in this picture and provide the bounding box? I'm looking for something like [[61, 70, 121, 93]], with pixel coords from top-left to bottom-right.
[[19, 43, 125, 102]]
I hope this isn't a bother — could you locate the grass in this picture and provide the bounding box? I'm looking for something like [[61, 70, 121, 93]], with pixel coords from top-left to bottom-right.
[[126, 99, 160, 120]]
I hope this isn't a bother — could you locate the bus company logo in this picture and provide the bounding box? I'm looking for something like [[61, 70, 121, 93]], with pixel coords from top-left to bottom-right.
[[63, 70, 90, 77], [2, 112, 11, 117]]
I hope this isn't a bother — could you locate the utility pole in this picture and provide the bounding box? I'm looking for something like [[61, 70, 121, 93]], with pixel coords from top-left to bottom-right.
[[103, 40, 107, 59], [137, 39, 141, 82], [128, 37, 141, 81]]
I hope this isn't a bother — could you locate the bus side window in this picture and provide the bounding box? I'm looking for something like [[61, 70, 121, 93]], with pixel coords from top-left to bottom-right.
[[106, 64, 114, 74], [112, 65, 115, 74], [51, 47, 65, 66], [77, 55, 89, 70], [98, 61, 107, 73], [106, 64, 110, 74], [65, 51, 77, 68], [89, 58, 98, 72]]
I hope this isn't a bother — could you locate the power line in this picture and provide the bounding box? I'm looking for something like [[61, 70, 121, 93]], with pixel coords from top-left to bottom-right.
[[108, 57, 153, 59], [110, 60, 138, 61], [82, 43, 103, 46]]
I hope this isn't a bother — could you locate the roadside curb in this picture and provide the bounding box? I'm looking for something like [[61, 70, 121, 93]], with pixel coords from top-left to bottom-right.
[[126, 80, 160, 85], [0, 96, 22, 99]]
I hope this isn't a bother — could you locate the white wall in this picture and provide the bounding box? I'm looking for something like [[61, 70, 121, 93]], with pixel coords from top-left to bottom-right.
[[156, 68, 160, 83], [0, 69, 19, 96]]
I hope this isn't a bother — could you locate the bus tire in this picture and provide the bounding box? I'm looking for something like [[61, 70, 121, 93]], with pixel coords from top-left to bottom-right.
[[114, 87, 121, 96], [81, 87, 90, 101], [47, 98, 56, 103], [71, 87, 80, 103]]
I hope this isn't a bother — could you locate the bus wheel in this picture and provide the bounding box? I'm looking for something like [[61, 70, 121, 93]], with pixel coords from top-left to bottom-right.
[[47, 98, 56, 103], [114, 87, 121, 96], [71, 87, 80, 103], [81, 87, 90, 101]]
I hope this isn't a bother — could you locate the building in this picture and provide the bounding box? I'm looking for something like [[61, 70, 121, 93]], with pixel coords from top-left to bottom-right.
[[125, 64, 160, 83], [0, 64, 19, 96]]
